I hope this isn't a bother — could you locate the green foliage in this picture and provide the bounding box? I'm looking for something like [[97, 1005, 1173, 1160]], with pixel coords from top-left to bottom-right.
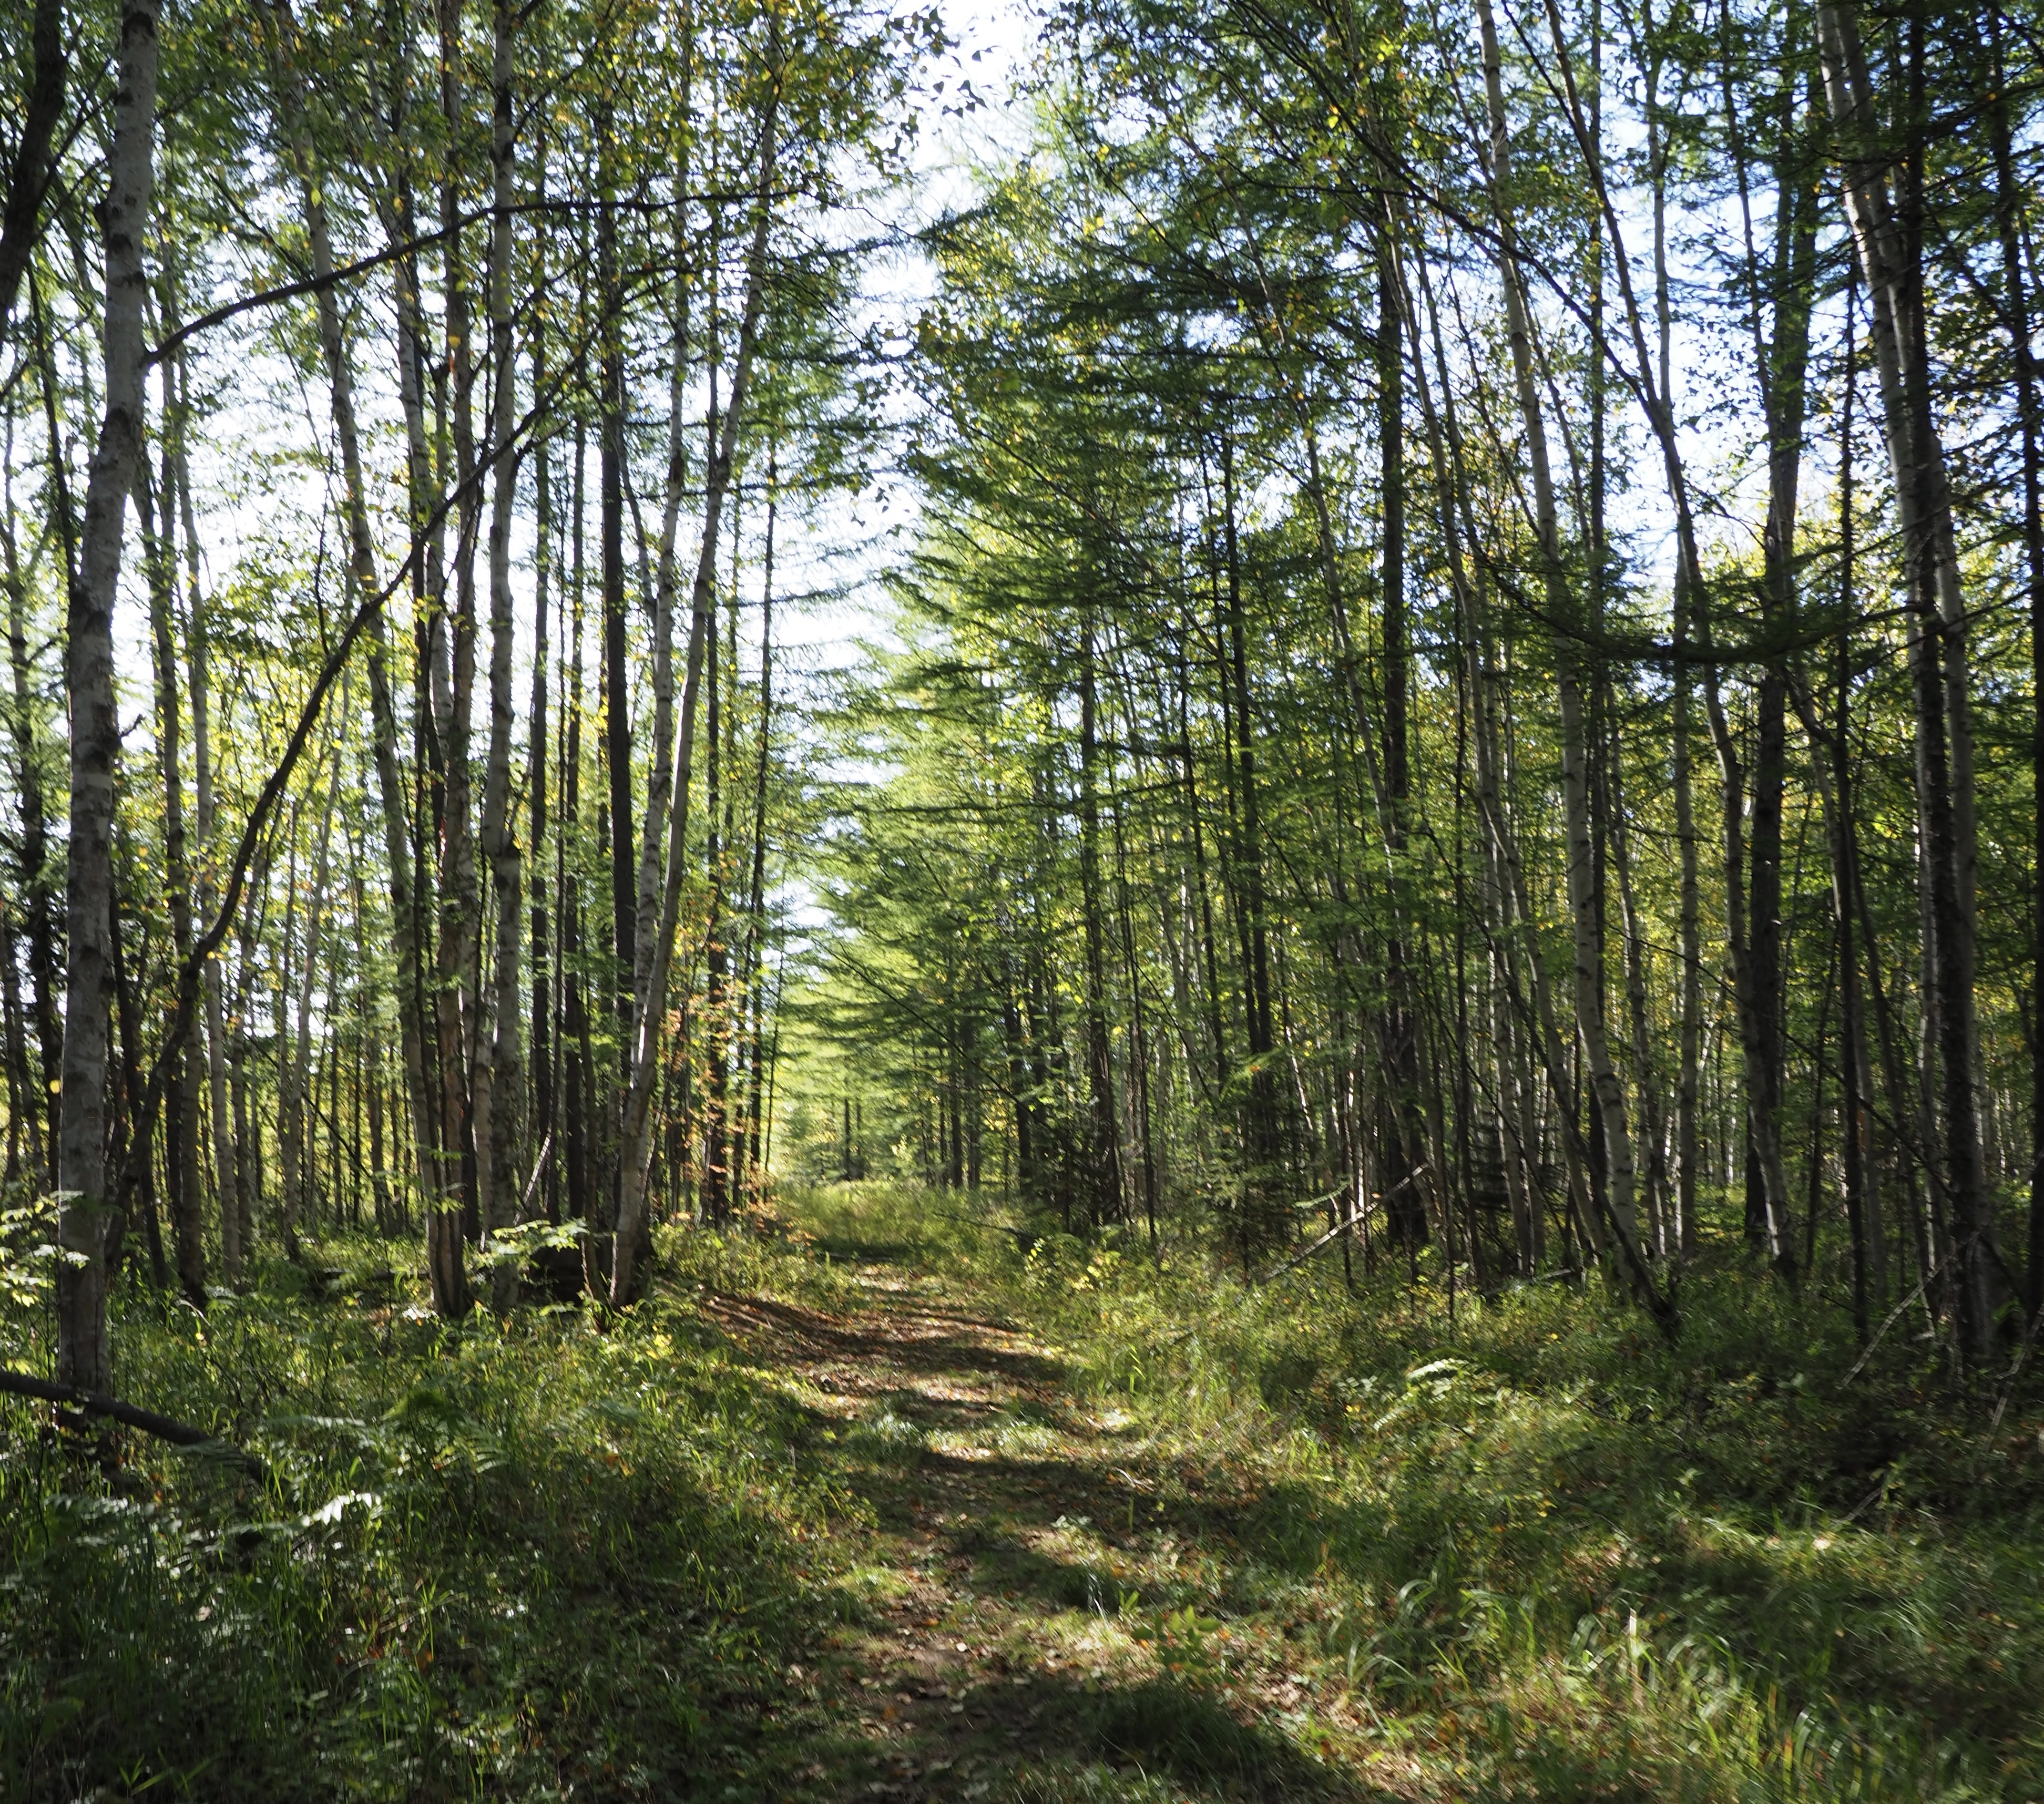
[[804, 1185, 2044, 1801], [0, 1188, 57, 1312], [1127, 1603, 1229, 1686], [6, 1181, 2042, 1798], [0, 1227, 855, 1801]]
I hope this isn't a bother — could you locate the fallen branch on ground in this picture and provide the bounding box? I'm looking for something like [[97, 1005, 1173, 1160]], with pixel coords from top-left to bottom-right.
[[1253, 1179, 1412, 1284], [0, 1368, 267, 1477]]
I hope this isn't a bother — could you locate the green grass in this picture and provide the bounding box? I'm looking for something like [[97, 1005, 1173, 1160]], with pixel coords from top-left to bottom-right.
[[800, 1185, 2044, 1802], [3, 1183, 2041, 1800], [0, 1221, 864, 1801]]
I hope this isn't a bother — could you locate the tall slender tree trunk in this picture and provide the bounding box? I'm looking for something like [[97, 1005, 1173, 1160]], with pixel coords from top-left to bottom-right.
[[275, 811, 304, 1252], [1610, 742, 1667, 1252], [1816, 0, 1991, 1354], [474, 0, 524, 1304], [2, 494, 59, 1178], [0, 0, 67, 335], [106, 842, 159, 1284], [230, 846, 267, 1250], [1077, 604, 1126, 1228], [701, 507, 730, 1227], [1477, 0, 1646, 1279], [1745, 670, 1787, 1257], [57, 0, 158, 1391], [269, 0, 463, 1311], [1408, 255, 1551, 1275], [565, 427, 596, 1264], [287, 722, 343, 1255], [615, 88, 703, 1244], [1722, 38, 1818, 1271], [1, 917, 36, 1182], [1376, 218, 1426, 1256], [611, 47, 781, 1300], [1217, 436, 1280, 1221], [740, 455, 776, 1200], [1787, 292, 1886, 1331], [167, 346, 240, 1282], [1978, 3, 2044, 1318], [348, 819, 397, 1230], [434, 0, 483, 1247], [1634, 0, 1701, 1258], [356, 39, 455, 1243], [1111, 791, 1160, 1248], [1533, 0, 1796, 1293], [136, 442, 205, 1296], [597, 101, 636, 1125], [528, 367, 554, 1226]]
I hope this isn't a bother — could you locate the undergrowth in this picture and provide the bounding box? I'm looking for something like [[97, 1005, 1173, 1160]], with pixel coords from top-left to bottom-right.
[[4, 1183, 2042, 1801], [0, 1220, 862, 1801], [801, 1184, 2044, 1802]]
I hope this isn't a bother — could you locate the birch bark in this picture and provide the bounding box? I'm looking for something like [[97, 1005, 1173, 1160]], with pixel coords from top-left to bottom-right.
[[57, 0, 158, 1390]]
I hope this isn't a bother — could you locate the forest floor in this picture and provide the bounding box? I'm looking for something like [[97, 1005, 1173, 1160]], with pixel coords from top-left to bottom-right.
[[6, 1183, 2044, 1801], [697, 1239, 1393, 1803]]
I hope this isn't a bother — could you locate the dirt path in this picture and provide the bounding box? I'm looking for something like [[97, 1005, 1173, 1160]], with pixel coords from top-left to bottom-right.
[[699, 1252, 1384, 1804]]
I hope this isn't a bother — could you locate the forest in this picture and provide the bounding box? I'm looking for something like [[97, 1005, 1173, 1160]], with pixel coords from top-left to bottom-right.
[[4, 0, 2044, 1794]]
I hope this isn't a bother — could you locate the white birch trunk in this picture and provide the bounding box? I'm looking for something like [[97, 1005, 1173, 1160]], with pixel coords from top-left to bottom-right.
[[57, 0, 158, 1391], [474, 0, 524, 1306]]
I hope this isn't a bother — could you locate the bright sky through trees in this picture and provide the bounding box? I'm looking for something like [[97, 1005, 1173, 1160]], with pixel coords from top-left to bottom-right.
[[7, 0, 2044, 1789]]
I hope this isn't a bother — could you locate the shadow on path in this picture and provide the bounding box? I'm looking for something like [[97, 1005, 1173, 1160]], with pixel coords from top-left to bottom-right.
[[701, 1266, 1395, 1803]]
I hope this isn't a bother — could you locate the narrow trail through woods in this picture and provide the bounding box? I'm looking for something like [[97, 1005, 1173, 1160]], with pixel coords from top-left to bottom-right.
[[698, 1228, 1375, 1802]]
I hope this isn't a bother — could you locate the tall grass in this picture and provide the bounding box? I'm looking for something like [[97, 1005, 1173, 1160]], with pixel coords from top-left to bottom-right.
[[0, 1219, 856, 1801], [5, 1182, 2040, 1800], [801, 1183, 2044, 1802]]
